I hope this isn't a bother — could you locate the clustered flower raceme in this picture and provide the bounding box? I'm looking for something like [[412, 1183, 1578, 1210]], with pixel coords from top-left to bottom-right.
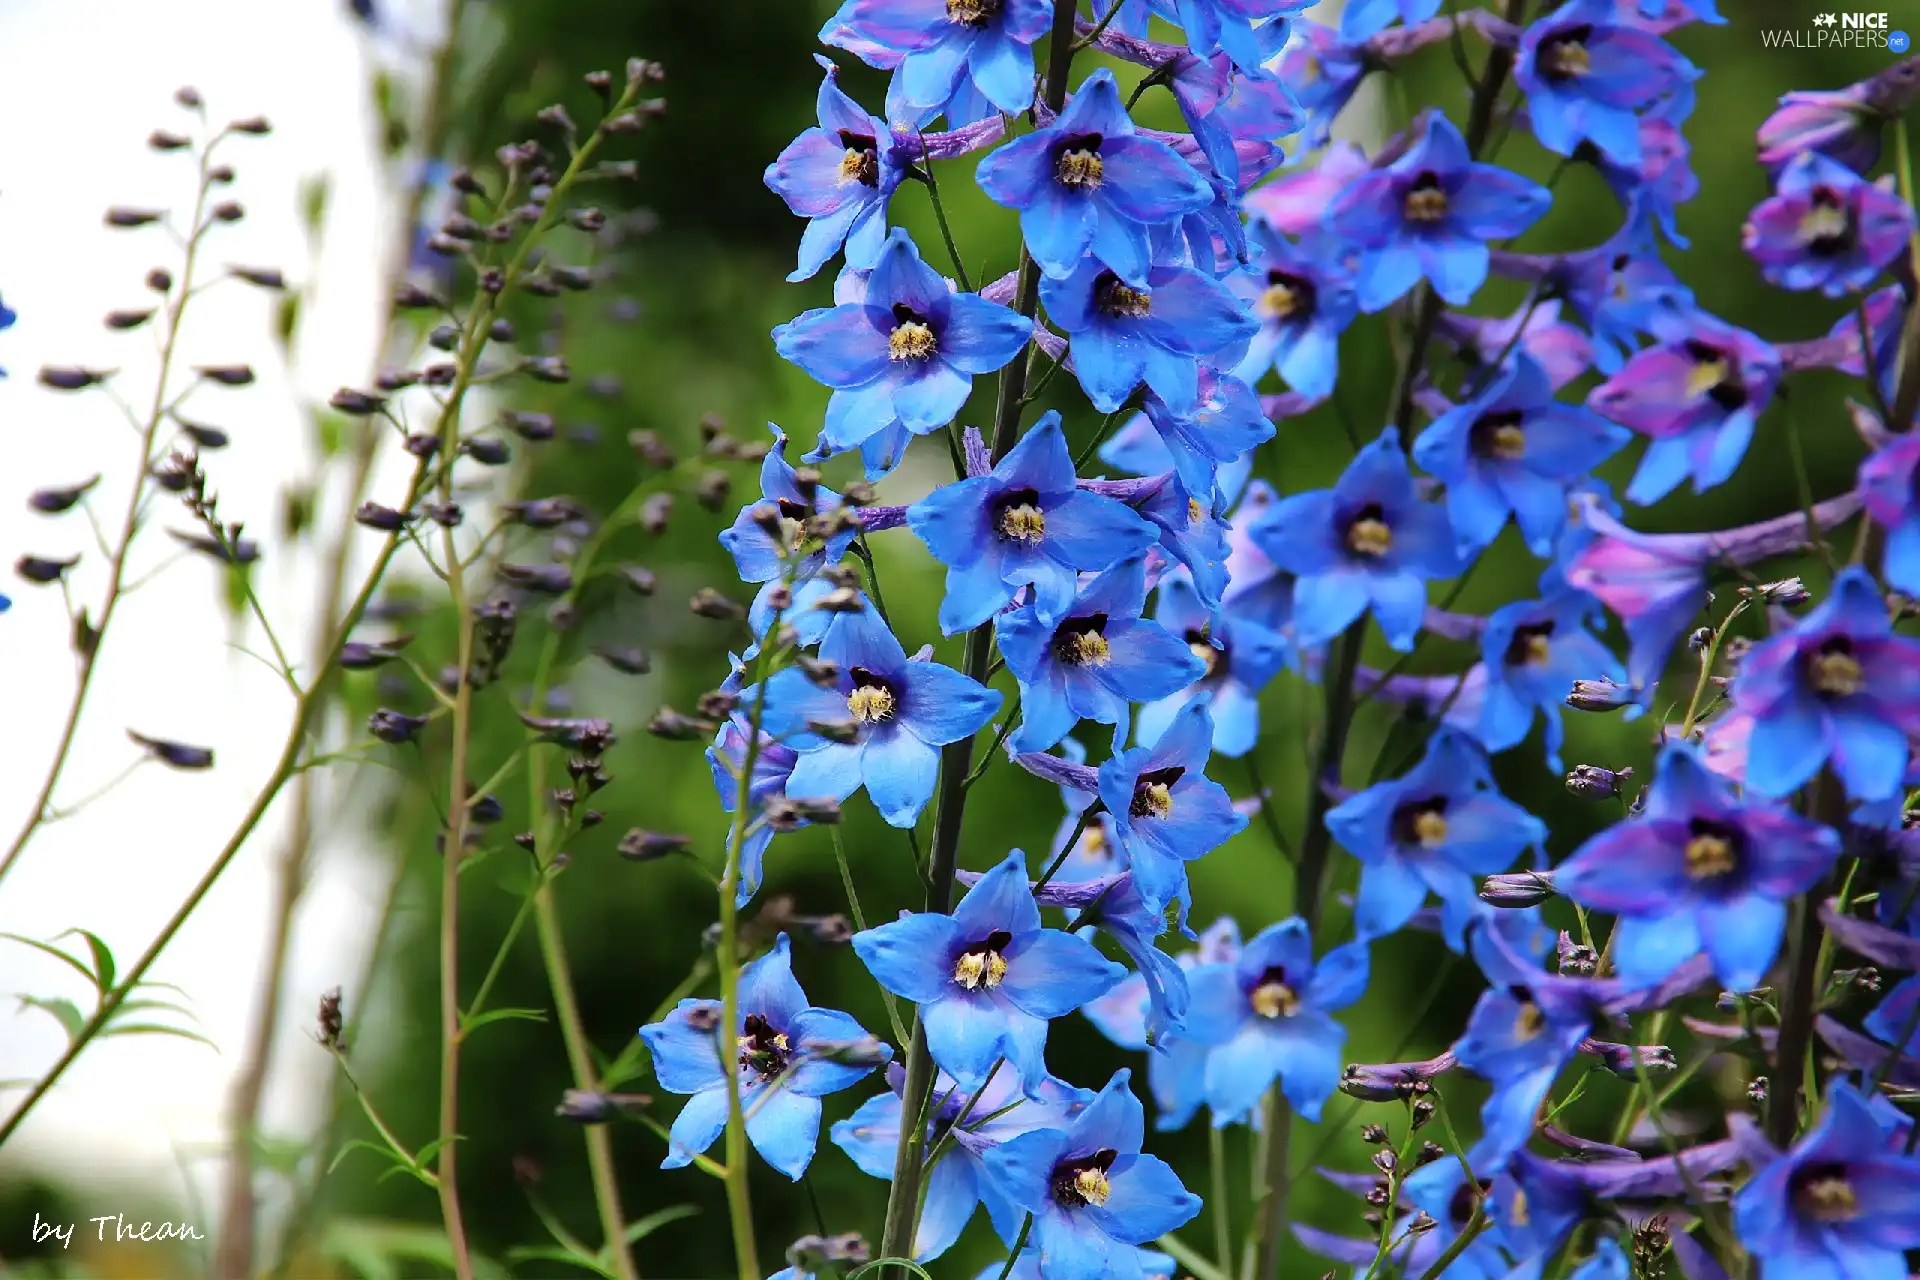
[[645, 3, 1920, 1278]]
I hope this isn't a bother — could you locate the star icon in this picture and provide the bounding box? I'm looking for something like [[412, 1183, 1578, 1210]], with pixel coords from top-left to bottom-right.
[[1814, 12, 1838, 25]]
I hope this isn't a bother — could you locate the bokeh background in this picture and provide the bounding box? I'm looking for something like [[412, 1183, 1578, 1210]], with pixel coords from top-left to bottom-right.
[[0, 0, 1900, 1275]]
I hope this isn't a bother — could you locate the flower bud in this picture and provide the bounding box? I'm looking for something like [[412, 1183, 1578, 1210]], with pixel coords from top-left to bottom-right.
[[1479, 870, 1556, 907], [618, 829, 690, 861], [426, 502, 463, 527], [1585, 1040, 1676, 1077], [503, 410, 556, 441], [518, 713, 615, 750], [329, 388, 386, 416], [1687, 626, 1713, 651], [499, 563, 575, 594], [105, 309, 155, 331], [462, 437, 512, 466], [1410, 1099, 1434, 1129], [354, 502, 412, 532], [15, 554, 78, 584], [39, 366, 112, 391], [690, 588, 744, 621], [618, 564, 657, 595], [149, 129, 191, 151], [1565, 764, 1633, 800], [195, 364, 255, 386], [368, 709, 429, 744], [522, 356, 571, 383], [695, 470, 732, 512], [128, 729, 215, 770], [175, 419, 229, 449], [640, 493, 674, 534], [105, 207, 165, 228], [229, 116, 272, 135], [1566, 677, 1633, 712], [30, 476, 100, 514], [648, 707, 716, 741], [629, 430, 676, 469]]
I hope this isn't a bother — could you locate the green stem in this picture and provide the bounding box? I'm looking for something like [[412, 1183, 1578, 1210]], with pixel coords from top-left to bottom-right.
[[992, 1215, 1036, 1280]]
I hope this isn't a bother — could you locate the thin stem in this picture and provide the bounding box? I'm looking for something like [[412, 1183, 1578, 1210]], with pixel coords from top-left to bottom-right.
[[1209, 1124, 1233, 1278], [915, 142, 974, 293], [1770, 771, 1843, 1148], [992, 1215, 1036, 1280], [832, 827, 909, 1047]]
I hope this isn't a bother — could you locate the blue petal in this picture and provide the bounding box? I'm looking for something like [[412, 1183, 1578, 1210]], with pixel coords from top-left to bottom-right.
[[661, 1086, 728, 1169], [1000, 928, 1127, 1019], [745, 1086, 823, 1180], [863, 731, 943, 827]]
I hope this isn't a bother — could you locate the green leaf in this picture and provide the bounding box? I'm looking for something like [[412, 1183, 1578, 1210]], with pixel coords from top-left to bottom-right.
[[18, 995, 86, 1042], [459, 1006, 548, 1035], [1, 934, 98, 989], [327, 1139, 415, 1180], [99, 1023, 218, 1050], [619, 1204, 697, 1245], [504, 1245, 615, 1278], [59, 929, 115, 991], [847, 1259, 935, 1280], [252, 1131, 312, 1176], [109, 997, 203, 1025], [601, 1037, 652, 1089]]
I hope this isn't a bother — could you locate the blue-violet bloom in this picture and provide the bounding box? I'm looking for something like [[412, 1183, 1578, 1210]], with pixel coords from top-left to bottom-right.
[[1743, 150, 1917, 297], [764, 57, 910, 281]]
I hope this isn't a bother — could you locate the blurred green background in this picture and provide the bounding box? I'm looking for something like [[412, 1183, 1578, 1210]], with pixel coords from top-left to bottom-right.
[[13, 0, 1902, 1275]]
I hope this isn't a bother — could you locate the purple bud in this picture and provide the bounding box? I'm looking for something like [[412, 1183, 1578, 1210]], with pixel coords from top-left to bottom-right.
[[690, 588, 744, 621], [503, 411, 556, 441], [507, 497, 584, 529], [1556, 930, 1598, 976], [461, 437, 512, 466], [38, 366, 112, 391], [1565, 764, 1634, 800], [29, 476, 100, 514], [517, 713, 615, 750], [1479, 870, 1557, 907], [1566, 677, 1634, 712], [1582, 1039, 1677, 1077], [498, 563, 573, 594], [105, 309, 156, 331], [329, 388, 387, 416], [228, 265, 285, 289], [617, 564, 656, 595], [15, 554, 79, 584], [354, 502, 413, 532], [618, 829, 689, 861], [554, 1089, 650, 1123], [339, 634, 413, 670], [174, 418, 230, 449], [127, 729, 214, 770], [195, 364, 255, 386], [105, 207, 165, 228], [368, 709, 430, 744], [592, 645, 651, 675]]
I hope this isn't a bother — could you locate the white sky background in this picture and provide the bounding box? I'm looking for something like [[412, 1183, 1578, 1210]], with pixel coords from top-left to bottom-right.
[[0, 0, 429, 1230]]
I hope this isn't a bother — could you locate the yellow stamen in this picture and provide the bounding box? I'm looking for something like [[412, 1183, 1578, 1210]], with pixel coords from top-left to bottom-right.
[[1684, 833, 1736, 880], [1072, 1167, 1112, 1207], [1545, 39, 1590, 77], [1404, 185, 1449, 223], [889, 320, 937, 362], [1811, 649, 1863, 697], [1799, 201, 1851, 246], [946, 0, 995, 20], [1189, 640, 1222, 677], [1486, 423, 1526, 459], [1521, 632, 1551, 666], [1514, 1001, 1545, 1042], [1100, 281, 1152, 318], [1796, 1176, 1860, 1223], [998, 502, 1047, 543], [1136, 782, 1174, 819], [1684, 355, 1732, 399], [1187, 496, 1205, 524], [1062, 630, 1112, 666], [1056, 147, 1104, 189], [839, 147, 877, 186], [1250, 980, 1299, 1019], [1261, 281, 1301, 318], [1412, 810, 1449, 848], [847, 684, 895, 724], [953, 949, 1008, 990], [1347, 517, 1393, 557]]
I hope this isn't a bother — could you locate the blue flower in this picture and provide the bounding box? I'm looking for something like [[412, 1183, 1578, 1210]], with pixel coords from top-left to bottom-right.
[[974, 1247, 1175, 1280], [707, 713, 804, 907], [1327, 728, 1545, 946], [1553, 226, 1695, 374], [977, 67, 1211, 287], [0, 292, 14, 378], [1184, 919, 1368, 1122], [997, 555, 1205, 754], [1133, 370, 1274, 506], [638, 935, 886, 1179], [1330, 112, 1552, 311], [1865, 973, 1920, 1055], [1082, 918, 1240, 1130], [821, 0, 1054, 123], [1136, 573, 1288, 758], [760, 604, 1000, 827], [765, 57, 909, 282], [1472, 583, 1624, 769], [833, 1065, 1091, 1261], [1744, 150, 1917, 297], [1167, 0, 1305, 74], [853, 851, 1127, 1094], [982, 1070, 1202, 1280], [1734, 1081, 1920, 1280], [1515, 0, 1695, 166], [1555, 743, 1839, 991], [1098, 409, 1252, 508], [1231, 223, 1358, 401], [1252, 430, 1460, 651], [718, 429, 853, 584], [1135, 474, 1234, 614], [908, 413, 1159, 634], [1862, 432, 1920, 598], [1340, 0, 1441, 41], [1411, 354, 1630, 557], [775, 228, 1032, 448], [1025, 864, 1195, 1047], [1098, 698, 1249, 925], [1731, 567, 1920, 804], [1397, 1160, 1519, 1279], [1040, 259, 1256, 414], [1281, 22, 1370, 146]]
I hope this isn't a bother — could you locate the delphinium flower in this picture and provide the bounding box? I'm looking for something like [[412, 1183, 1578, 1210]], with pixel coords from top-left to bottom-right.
[[1471, 582, 1624, 768], [764, 58, 910, 282], [1555, 742, 1839, 990], [1549, 224, 1696, 373], [1132, 473, 1235, 613], [1230, 223, 1357, 401], [1131, 370, 1274, 506], [718, 429, 853, 588], [1039, 258, 1255, 413], [1831, 283, 1902, 405], [1280, 22, 1369, 147], [1733, 1081, 1920, 1278], [1097, 698, 1248, 924], [1597, 112, 1701, 248], [1135, 573, 1287, 758], [1252, 430, 1460, 651], [974, 1247, 1175, 1280], [1728, 566, 1920, 804], [1330, 111, 1552, 311], [1756, 63, 1918, 175], [833, 1065, 1092, 1261], [760, 603, 1000, 826], [906, 413, 1159, 633], [996, 556, 1205, 753], [639, 935, 887, 1178], [976, 67, 1212, 286], [1587, 308, 1781, 505], [1340, 0, 1440, 41], [1744, 151, 1916, 297], [774, 227, 1032, 451], [1411, 353, 1631, 557], [1218, 480, 1294, 632], [1099, 408, 1253, 512], [707, 712, 803, 906], [820, 0, 1054, 125], [1860, 432, 1920, 596], [982, 1069, 1202, 1280], [1515, 0, 1695, 165], [1327, 727, 1546, 946], [0, 292, 14, 378], [853, 851, 1127, 1093], [1396, 1159, 1521, 1277], [1181, 919, 1368, 1122]]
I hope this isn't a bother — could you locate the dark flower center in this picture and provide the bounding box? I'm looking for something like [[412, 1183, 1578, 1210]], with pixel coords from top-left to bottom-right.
[[1392, 798, 1450, 849], [1054, 614, 1113, 667], [1345, 502, 1393, 558], [1261, 269, 1317, 321], [953, 929, 1014, 989], [847, 667, 898, 724], [836, 130, 879, 187], [1470, 408, 1528, 460], [1095, 270, 1153, 319], [1540, 25, 1593, 79], [1799, 186, 1856, 256], [1683, 816, 1742, 882], [1505, 620, 1555, 668], [1450, 1177, 1493, 1227], [1184, 627, 1225, 679], [1051, 1148, 1119, 1208], [1055, 132, 1105, 189], [1248, 965, 1299, 1018], [996, 487, 1047, 543], [1791, 1163, 1861, 1223], [888, 303, 938, 363], [1131, 766, 1185, 819], [1681, 339, 1748, 411], [1403, 171, 1449, 223], [946, 0, 999, 24], [1507, 985, 1547, 1042], [1809, 635, 1864, 697], [737, 1012, 790, 1080]]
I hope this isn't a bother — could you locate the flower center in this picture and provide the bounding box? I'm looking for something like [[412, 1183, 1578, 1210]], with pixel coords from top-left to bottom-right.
[[1345, 503, 1393, 557], [1079, 820, 1111, 861], [736, 1012, 791, 1080], [1185, 628, 1224, 678], [1541, 27, 1593, 78], [1793, 1166, 1861, 1223], [847, 668, 897, 724], [836, 130, 879, 187], [1187, 496, 1205, 524], [1505, 621, 1555, 668], [1403, 172, 1449, 223], [888, 304, 938, 363], [1051, 1150, 1118, 1208], [1810, 637, 1864, 697], [1683, 818, 1740, 881], [946, 0, 998, 23], [1055, 132, 1105, 189], [1054, 614, 1112, 667], [1682, 340, 1749, 411], [1799, 187, 1856, 256], [1260, 269, 1316, 321], [1131, 766, 1184, 819], [996, 488, 1047, 543], [1510, 989, 1546, 1042], [1394, 799, 1450, 849], [953, 929, 1014, 989], [1470, 408, 1527, 460], [1249, 966, 1300, 1019], [1095, 271, 1152, 319]]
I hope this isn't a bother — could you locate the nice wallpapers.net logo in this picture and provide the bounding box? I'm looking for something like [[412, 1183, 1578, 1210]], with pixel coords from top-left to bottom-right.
[[1761, 10, 1913, 51]]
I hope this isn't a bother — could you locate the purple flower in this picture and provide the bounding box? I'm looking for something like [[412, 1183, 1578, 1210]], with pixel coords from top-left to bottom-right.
[[1555, 742, 1839, 990], [1587, 308, 1781, 505], [1516, 0, 1696, 165], [1472, 584, 1624, 769], [1743, 150, 1916, 297], [707, 714, 803, 907], [977, 67, 1211, 287], [1230, 223, 1358, 401], [1280, 22, 1368, 146], [1860, 431, 1920, 596], [1330, 111, 1552, 311], [821, 0, 1053, 124], [1340, 0, 1441, 42], [1549, 226, 1695, 373], [1757, 80, 1886, 174], [1244, 140, 1369, 236], [1040, 259, 1256, 414], [764, 57, 909, 282]]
